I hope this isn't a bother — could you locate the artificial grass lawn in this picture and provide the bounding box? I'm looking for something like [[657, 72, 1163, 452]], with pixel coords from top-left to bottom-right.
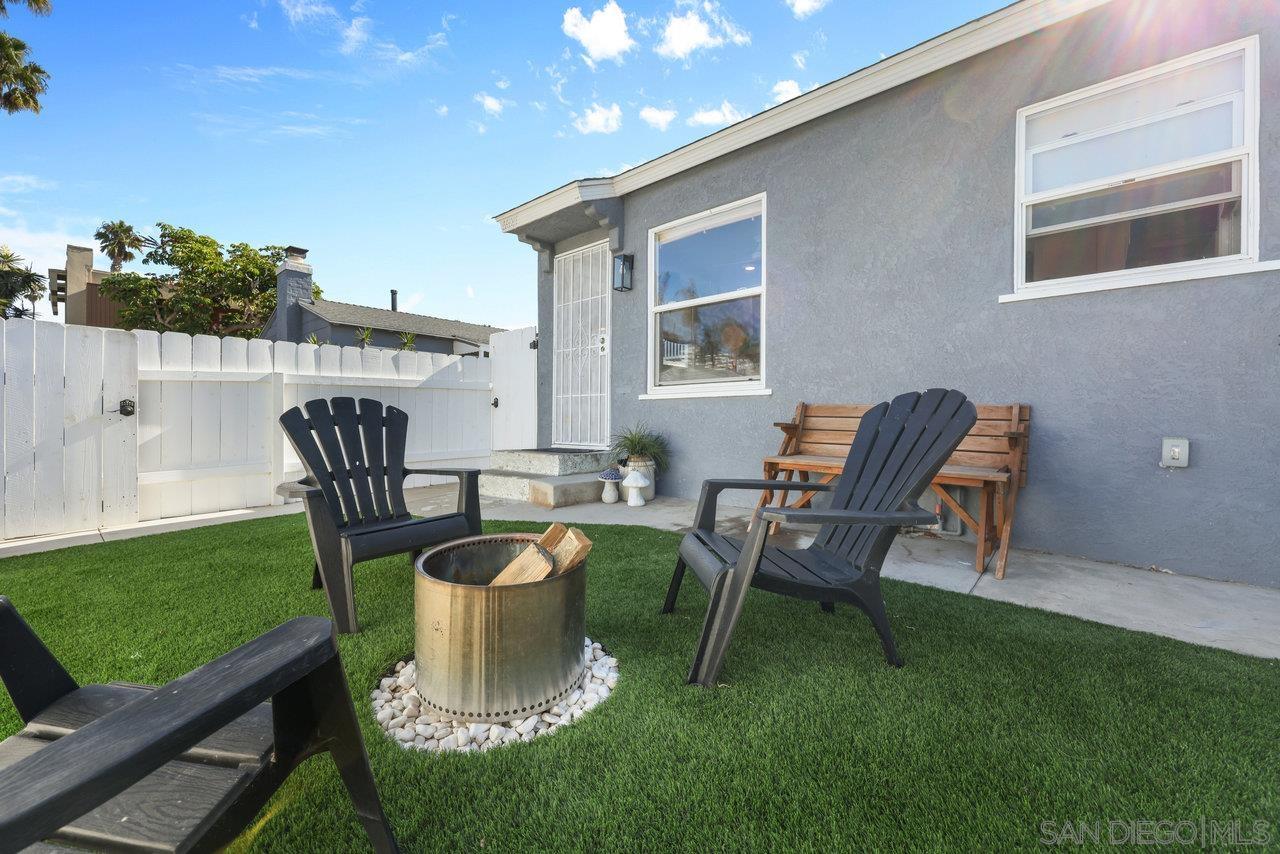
[[1, 515, 1277, 852]]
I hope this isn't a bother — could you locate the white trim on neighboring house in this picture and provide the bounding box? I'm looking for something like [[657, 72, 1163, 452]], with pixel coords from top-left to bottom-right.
[[496, 0, 1116, 234], [1006, 35, 1266, 302], [644, 194, 769, 400]]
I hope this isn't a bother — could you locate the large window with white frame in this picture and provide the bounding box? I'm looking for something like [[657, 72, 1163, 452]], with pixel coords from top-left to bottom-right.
[[1015, 37, 1260, 295], [647, 194, 766, 396]]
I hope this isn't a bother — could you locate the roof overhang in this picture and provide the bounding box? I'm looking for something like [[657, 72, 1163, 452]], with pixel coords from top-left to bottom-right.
[[496, 0, 1113, 237]]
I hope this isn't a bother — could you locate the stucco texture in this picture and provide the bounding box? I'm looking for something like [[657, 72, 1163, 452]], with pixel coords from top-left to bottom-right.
[[532, 0, 1280, 586]]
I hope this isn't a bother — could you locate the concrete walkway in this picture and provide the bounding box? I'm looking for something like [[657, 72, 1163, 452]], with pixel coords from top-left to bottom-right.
[[2, 485, 1275, 661], [409, 487, 1280, 661]]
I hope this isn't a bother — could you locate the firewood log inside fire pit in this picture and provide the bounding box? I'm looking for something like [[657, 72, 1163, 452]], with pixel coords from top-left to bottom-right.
[[490, 523, 592, 586]]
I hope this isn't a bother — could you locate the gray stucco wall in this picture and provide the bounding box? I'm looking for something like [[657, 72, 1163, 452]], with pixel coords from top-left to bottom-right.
[[533, 0, 1280, 586]]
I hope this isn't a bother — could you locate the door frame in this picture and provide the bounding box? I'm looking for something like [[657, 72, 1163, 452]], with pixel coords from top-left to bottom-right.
[[551, 239, 611, 449]]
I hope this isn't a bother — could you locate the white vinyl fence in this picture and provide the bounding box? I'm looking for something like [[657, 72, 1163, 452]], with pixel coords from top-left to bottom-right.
[[0, 318, 493, 540]]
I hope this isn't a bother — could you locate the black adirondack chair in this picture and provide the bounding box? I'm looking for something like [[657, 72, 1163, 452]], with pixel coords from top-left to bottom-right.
[[278, 397, 482, 634], [663, 389, 977, 687], [0, 596, 398, 853]]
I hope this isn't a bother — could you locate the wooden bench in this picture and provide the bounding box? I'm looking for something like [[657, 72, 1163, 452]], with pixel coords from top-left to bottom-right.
[[757, 402, 1029, 579]]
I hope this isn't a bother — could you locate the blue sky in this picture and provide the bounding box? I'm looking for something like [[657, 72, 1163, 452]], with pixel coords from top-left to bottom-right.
[[1, 0, 1003, 328]]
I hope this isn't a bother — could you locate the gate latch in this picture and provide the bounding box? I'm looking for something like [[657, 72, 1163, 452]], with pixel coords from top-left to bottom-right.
[[491, 397, 500, 409], [115, 399, 136, 417]]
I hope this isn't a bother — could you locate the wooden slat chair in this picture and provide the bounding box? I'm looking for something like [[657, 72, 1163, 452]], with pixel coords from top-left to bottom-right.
[[0, 596, 398, 853], [664, 390, 977, 687], [279, 397, 482, 634], [759, 402, 1029, 578]]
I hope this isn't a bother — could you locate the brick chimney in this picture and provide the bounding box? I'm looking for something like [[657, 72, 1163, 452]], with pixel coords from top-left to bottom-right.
[[273, 246, 313, 342]]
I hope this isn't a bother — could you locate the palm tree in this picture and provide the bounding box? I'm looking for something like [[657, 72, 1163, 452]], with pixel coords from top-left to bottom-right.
[[0, 2, 54, 15], [95, 220, 147, 272], [0, 245, 46, 318], [0, 33, 46, 114]]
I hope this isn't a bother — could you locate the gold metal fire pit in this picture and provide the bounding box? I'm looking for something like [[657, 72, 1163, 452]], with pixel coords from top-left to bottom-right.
[[414, 533, 587, 721]]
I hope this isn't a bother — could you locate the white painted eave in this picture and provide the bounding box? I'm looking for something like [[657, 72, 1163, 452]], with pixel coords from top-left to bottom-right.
[[495, 0, 1114, 235]]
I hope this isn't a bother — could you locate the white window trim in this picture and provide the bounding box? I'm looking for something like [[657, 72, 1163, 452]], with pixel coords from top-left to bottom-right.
[[644, 193, 769, 399], [1008, 35, 1263, 302]]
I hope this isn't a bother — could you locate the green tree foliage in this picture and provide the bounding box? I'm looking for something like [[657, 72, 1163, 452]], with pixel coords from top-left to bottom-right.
[[398, 331, 416, 351], [0, 245, 46, 318], [94, 220, 150, 272], [0, 1, 51, 115], [354, 326, 373, 348], [98, 223, 285, 338]]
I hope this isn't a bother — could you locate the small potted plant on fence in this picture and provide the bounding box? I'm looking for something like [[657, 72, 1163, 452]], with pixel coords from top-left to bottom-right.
[[610, 425, 669, 501]]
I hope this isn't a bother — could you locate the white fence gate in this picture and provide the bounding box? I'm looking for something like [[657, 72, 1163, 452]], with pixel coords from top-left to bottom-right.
[[489, 327, 538, 451], [0, 319, 138, 539], [0, 318, 494, 540]]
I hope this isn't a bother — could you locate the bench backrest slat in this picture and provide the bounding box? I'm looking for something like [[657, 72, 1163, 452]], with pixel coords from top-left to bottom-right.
[[781, 402, 1030, 485]]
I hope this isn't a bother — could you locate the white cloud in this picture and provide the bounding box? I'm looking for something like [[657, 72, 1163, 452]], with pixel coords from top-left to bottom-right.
[[655, 2, 748, 61], [639, 105, 676, 130], [208, 65, 328, 84], [792, 50, 807, 70], [471, 121, 487, 134], [784, 0, 831, 19], [771, 79, 801, 104], [655, 10, 718, 59], [242, 11, 260, 29], [0, 175, 55, 194], [279, 0, 338, 26], [370, 32, 447, 66], [562, 1, 636, 69], [573, 102, 622, 134], [340, 17, 372, 54], [494, 76, 510, 90], [474, 92, 507, 117], [530, 100, 547, 112], [686, 99, 744, 127], [400, 291, 425, 312], [435, 104, 449, 117], [465, 285, 475, 299]]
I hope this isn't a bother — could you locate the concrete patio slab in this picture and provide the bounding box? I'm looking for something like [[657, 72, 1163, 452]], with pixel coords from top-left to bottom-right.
[[409, 485, 1280, 661]]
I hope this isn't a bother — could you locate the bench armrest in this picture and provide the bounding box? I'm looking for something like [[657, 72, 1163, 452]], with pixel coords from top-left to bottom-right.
[[695, 478, 836, 531], [759, 504, 936, 528], [0, 617, 337, 848], [276, 476, 322, 500]]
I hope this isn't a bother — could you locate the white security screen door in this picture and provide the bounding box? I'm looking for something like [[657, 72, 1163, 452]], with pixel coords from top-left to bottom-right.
[[552, 241, 610, 448]]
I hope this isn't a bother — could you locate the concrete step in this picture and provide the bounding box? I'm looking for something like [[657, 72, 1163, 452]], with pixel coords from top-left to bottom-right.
[[479, 470, 604, 509], [489, 449, 615, 477]]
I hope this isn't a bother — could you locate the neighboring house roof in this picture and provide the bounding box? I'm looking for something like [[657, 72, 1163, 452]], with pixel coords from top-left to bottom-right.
[[496, 0, 1113, 234], [300, 299, 503, 345]]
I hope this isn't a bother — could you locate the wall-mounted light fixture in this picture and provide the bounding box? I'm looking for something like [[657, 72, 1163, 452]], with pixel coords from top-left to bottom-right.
[[612, 253, 633, 292]]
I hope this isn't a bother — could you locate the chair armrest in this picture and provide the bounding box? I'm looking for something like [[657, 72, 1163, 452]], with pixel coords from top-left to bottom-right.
[[404, 467, 481, 479], [404, 469, 482, 535], [695, 479, 837, 531], [772, 421, 799, 432], [759, 505, 936, 528], [0, 617, 337, 848], [276, 477, 321, 500]]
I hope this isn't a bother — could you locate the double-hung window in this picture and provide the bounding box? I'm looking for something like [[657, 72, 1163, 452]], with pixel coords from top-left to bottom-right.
[[1015, 37, 1260, 297], [646, 194, 766, 397]]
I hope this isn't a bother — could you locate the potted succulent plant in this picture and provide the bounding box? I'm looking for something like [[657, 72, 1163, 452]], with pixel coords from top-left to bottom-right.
[[610, 425, 669, 501]]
